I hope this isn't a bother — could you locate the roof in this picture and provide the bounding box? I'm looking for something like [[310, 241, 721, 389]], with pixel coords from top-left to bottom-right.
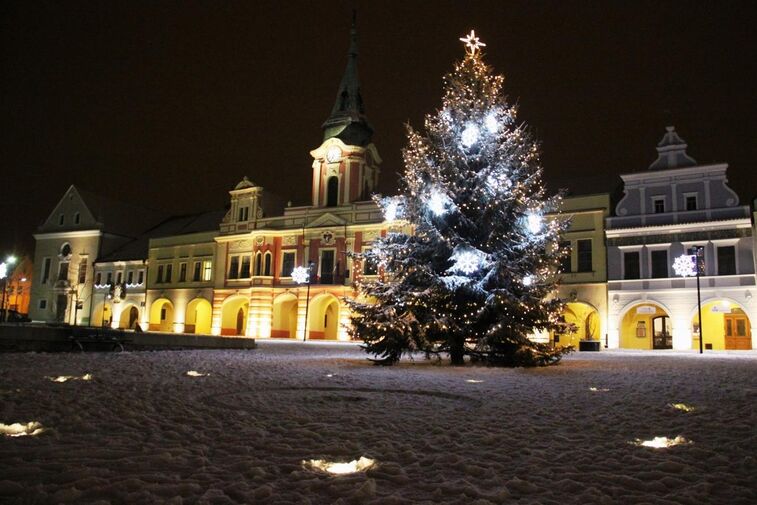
[[648, 126, 698, 170], [321, 12, 373, 146], [98, 209, 226, 262]]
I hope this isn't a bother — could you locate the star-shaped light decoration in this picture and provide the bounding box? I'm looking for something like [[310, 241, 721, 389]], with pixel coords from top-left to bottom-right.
[[459, 30, 486, 56]]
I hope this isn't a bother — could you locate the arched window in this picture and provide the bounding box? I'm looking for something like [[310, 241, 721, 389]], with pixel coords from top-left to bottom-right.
[[326, 176, 339, 207], [263, 252, 272, 276], [254, 252, 262, 276]]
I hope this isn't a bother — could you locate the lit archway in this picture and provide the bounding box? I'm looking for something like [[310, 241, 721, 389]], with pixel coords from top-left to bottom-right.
[[619, 302, 672, 350], [149, 298, 174, 332], [118, 304, 140, 329], [221, 295, 249, 336], [691, 299, 752, 350], [271, 292, 298, 338], [308, 293, 340, 340], [185, 298, 212, 334], [553, 302, 600, 349]]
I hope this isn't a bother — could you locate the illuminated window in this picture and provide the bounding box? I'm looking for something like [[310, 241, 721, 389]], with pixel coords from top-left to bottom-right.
[[202, 260, 212, 281], [362, 248, 378, 275], [238, 206, 249, 222]]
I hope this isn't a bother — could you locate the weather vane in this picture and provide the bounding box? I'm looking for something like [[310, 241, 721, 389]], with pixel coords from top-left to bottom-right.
[[460, 30, 486, 56]]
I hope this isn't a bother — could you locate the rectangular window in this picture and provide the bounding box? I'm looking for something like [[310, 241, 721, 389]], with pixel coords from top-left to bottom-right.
[[179, 262, 187, 282], [624, 251, 640, 279], [95, 272, 102, 285], [42, 258, 51, 284], [164, 264, 173, 283], [58, 262, 69, 281], [137, 270, 145, 284], [127, 270, 134, 285], [653, 198, 665, 213], [58, 214, 64, 226], [203, 260, 212, 281], [717, 246, 736, 275], [193, 261, 201, 281], [74, 212, 80, 225], [650, 250, 668, 278], [685, 195, 697, 211], [281, 252, 295, 277], [559, 241, 571, 273], [577, 240, 592, 272], [116, 272, 123, 285], [39, 299, 47, 310], [363, 249, 378, 275], [240, 255, 251, 278], [228, 256, 240, 279], [156, 265, 164, 284], [78, 259, 87, 284], [106, 272, 112, 285], [238, 206, 249, 222]]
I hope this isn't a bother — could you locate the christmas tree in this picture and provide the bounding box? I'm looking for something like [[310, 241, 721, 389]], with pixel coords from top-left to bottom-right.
[[348, 31, 571, 366]]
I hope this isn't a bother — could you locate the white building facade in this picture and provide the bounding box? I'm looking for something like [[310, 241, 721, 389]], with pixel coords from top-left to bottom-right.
[[606, 127, 756, 350]]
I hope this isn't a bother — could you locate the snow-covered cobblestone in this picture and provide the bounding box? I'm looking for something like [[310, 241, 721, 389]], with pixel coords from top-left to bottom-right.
[[1, 343, 755, 504]]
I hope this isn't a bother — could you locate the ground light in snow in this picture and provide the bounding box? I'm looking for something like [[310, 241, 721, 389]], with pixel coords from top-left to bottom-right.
[[326, 373, 336, 377], [633, 436, 691, 449], [303, 456, 377, 475], [46, 373, 93, 383], [186, 371, 210, 377], [466, 379, 484, 383], [1, 422, 46, 437], [589, 387, 610, 392], [669, 403, 695, 413]]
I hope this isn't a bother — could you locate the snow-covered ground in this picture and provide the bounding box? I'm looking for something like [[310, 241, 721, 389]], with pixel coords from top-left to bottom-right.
[[1, 343, 756, 504]]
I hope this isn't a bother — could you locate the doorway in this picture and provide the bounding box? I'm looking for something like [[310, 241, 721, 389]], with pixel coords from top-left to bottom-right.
[[652, 316, 672, 349]]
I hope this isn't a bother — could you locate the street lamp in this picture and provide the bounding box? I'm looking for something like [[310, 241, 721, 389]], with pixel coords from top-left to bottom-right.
[[292, 262, 314, 341], [673, 246, 705, 354]]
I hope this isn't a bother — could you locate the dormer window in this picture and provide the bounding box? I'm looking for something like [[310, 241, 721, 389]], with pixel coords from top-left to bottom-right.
[[58, 214, 65, 226], [238, 206, 249, 222], [653, 198, 665, 214]]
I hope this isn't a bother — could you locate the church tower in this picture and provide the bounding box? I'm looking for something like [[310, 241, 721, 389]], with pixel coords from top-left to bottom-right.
[[310, 14, 381, 208]]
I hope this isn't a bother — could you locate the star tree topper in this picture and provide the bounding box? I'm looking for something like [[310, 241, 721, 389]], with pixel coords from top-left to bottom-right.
[[459, 30, 486, 56]]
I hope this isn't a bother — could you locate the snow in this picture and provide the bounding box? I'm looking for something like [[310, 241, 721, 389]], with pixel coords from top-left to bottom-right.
[[1, 343, 756, 504]]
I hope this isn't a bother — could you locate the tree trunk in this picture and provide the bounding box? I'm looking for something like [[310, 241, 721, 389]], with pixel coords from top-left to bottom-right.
[[449, 335, 465, 366]]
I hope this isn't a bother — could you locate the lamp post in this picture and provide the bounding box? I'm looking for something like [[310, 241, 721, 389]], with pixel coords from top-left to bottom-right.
[[673, 246, 704, 354], [292, 262, 314, 341]]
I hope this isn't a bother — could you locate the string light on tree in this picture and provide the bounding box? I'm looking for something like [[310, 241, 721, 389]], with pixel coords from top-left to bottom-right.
[[426, 189, 453, 216], [522, 275, 535, 287], [527, 212, 544, 235], [485, 111, 499, 133]]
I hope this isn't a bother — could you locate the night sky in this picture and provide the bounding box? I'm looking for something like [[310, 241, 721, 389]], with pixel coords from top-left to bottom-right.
[[2, 1, 756, 257]]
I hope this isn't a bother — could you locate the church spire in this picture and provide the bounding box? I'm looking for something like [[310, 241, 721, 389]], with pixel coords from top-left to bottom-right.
[[322, 11, 373, 146]]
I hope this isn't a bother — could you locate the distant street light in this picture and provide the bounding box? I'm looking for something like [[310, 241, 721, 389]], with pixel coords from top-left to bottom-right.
[[293, 262, 314, 342], [673, 246, 705, 354], [0, 256, 18, 322]]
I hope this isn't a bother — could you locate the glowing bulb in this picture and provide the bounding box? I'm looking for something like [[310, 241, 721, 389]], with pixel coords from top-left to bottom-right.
[[1, 422, 45, 437], [485, 112, 498, 133], [527, 212, 543, 234], [634, 436, 690, 449], [304, 456, 377, 475], [383, 198, 400, 222], [186, 371, 209, 377], [461, 124, 479, 147], [523, 275, 534, 286]]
